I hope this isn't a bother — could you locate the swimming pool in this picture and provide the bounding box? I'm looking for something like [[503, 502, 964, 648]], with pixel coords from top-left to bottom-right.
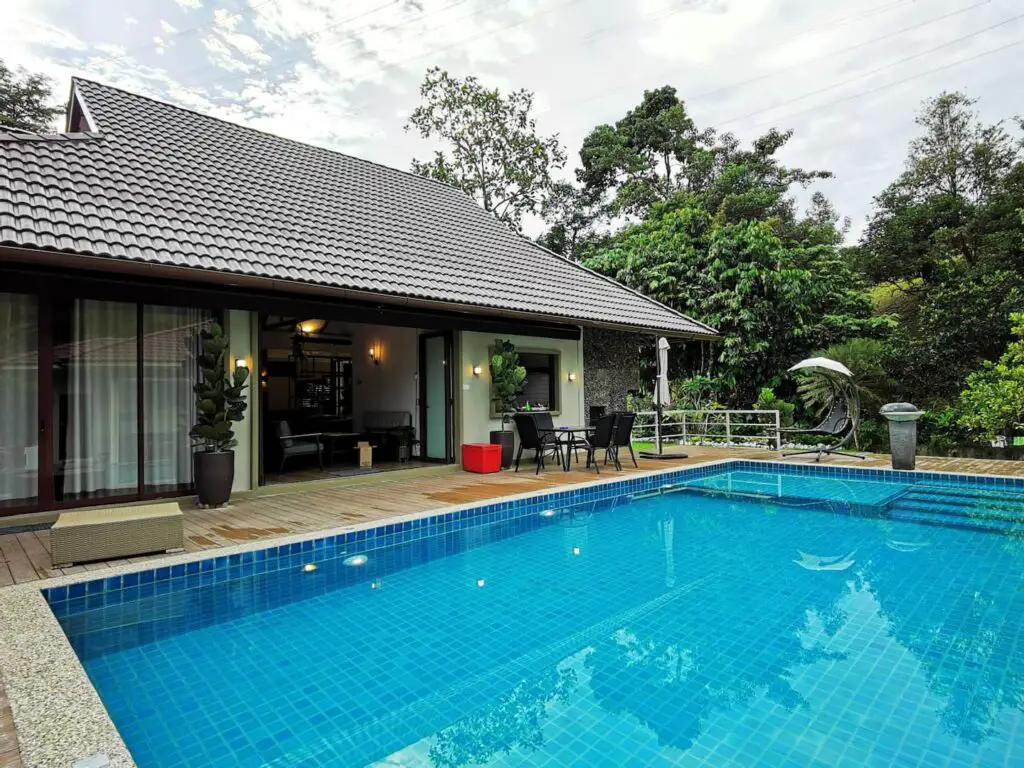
[[46, 462, 1024, 767]]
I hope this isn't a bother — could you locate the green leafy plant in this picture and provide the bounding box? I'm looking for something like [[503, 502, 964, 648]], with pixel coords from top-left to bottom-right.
[[490, 339, 527, 431], [190, 322, 249, 452], [752, 387, 795, 427], [957, 313, 1024, 441]]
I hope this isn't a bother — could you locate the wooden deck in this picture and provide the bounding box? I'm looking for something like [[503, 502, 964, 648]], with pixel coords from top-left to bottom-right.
[[0, 446, 1023, 766]]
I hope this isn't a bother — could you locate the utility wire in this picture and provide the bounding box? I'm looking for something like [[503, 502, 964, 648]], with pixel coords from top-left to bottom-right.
[[716, 13, 1024, 127], [743, 36, 1023, 131], [550, 0, 992, 117]]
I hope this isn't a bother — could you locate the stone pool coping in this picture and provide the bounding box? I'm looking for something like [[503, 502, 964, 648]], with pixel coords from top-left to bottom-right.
[[2, 456, 1021, 768]]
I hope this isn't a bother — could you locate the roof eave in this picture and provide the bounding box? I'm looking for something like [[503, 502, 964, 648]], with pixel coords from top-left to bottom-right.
[[0, 246, 719, 340]]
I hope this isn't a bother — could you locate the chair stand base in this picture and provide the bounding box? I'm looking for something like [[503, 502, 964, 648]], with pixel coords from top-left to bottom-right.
[[781, 448, 867, 462]]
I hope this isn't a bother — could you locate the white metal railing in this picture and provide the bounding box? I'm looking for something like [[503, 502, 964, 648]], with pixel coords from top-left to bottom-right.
[[632, 409, 782, 451]]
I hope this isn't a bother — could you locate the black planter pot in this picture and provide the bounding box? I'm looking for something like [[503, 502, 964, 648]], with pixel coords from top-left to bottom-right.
[[489, 430, 515, 469], [194, 450, 235, 507]]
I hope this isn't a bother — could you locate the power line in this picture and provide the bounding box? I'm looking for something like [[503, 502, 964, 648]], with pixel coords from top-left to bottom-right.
[[550, 0, 992, 118], [716, 13, 1024, 127], [742, 35, 1023, 131]]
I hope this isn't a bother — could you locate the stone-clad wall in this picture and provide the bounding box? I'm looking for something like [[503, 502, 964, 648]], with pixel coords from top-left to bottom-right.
[[583, 328, 645, 416]]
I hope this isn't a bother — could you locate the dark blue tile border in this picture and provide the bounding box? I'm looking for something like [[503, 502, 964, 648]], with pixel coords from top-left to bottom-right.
[[41, 459, 1024, 611]]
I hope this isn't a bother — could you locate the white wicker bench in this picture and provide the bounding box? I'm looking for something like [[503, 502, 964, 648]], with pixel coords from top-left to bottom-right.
[[50, 502, 185, 567]]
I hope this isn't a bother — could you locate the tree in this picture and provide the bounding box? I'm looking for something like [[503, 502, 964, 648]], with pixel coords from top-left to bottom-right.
[[958, 313, 1024, 440], [0, 60, 64, 133], [578, 86, 830, 223], [578, 86, 717, 217], [536, 181, 605, 259], [852, 91, 1024, 407], [405, 67, 566, 229]]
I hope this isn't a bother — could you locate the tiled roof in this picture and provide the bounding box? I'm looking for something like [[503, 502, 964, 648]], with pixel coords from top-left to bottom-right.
[[0, 79, 717, 338]]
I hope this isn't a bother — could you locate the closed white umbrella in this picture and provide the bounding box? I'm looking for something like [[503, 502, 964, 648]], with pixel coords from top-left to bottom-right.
[[656, 337, 671, 407]]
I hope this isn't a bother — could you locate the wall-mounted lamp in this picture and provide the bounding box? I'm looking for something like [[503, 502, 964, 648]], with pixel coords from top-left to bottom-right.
[[473, 365, 483, 377], [369, 341, 383, 366], [568, 371, 577, 383], [296, 319, 326, 335], [235, 357, 249, 369]]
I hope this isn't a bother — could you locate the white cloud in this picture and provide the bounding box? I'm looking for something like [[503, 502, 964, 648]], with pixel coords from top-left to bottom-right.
[[174, 0, 202, 9], [125, 17, 139, 26], [159, 20, 177, 34]]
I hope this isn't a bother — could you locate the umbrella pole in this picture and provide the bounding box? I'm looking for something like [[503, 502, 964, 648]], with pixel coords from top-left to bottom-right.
[[655, 398, 663, 455]]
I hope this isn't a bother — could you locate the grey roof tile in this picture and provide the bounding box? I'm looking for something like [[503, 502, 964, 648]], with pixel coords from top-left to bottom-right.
[[0, 79, 716, 337]]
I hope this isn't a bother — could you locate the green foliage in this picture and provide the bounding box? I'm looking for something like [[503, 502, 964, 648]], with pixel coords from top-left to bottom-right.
[[957, 313, 1024, 440], [585, 208, 887, 404], [489, 339, 527, 430], [406, 67, 566, 230], [0, 60, 64, 133], [189, 322, 249, 453], [753, 387, 795, 427]]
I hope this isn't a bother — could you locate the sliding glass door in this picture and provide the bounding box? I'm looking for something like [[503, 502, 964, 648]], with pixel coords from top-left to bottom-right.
[[0, 293, 38, 511], [0, 289, 214, 516]]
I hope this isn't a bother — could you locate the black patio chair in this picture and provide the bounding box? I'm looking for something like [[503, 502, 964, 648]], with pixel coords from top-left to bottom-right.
[[513, 413, 563, 474], [580, 414, 617, 474], [274, 420, 323, 473], [609, 412, 638, 469]]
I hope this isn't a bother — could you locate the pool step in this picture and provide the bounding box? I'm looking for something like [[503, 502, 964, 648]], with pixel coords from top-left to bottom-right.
[[901, 485, 1024, 514], [891, 494, 1024, 524], [888, 501, 1024, 535]]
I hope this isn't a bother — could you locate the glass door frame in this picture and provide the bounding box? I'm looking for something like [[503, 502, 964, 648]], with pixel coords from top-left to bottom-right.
[[418, 331, 454, 464]]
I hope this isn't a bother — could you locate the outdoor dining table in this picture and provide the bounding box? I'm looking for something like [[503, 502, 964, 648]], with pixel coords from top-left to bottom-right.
[[539, 425, 594, 471]]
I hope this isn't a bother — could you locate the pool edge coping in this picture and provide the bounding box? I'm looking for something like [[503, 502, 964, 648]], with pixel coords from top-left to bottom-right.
[[3, 455, 1022, 768]]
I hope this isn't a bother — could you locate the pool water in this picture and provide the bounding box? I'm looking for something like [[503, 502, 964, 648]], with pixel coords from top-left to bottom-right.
[[56, 469, 1024, 767]]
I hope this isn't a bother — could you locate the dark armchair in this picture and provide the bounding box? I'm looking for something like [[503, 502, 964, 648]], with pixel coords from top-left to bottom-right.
[[273, 420, 323, 473], [513, 413, 563, 474], [580, 414, 618, 474]]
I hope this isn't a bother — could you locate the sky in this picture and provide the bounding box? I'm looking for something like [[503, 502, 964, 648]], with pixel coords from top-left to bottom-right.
[[4, 0, 1023, 239]]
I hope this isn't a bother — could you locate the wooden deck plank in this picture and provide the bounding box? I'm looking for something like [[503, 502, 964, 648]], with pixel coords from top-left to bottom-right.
[[0, 536, 36, 585], [14, 533, 53, 581]]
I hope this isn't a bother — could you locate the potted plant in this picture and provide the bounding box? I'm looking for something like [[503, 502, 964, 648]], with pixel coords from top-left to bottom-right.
[[489, 339, 527, 468], [190, 322, 249, 506]]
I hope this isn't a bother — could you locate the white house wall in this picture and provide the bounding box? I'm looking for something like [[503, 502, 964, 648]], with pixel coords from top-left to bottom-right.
[[458, 330, 584, 449]]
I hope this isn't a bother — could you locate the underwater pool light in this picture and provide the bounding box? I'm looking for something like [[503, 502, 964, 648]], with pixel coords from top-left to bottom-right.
[[343, 554, 368, 567]]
